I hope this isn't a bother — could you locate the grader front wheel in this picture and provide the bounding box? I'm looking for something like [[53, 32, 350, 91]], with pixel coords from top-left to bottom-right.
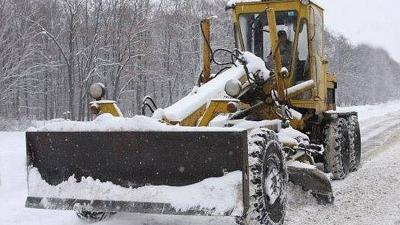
[[245, 129, 288, 225]]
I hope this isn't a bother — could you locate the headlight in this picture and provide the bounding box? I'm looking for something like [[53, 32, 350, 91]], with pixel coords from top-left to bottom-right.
[[89, 83, 106, 100], [227, 101, 239, 113], [300, 0, 310, 5], [224, 79, 242, 98]]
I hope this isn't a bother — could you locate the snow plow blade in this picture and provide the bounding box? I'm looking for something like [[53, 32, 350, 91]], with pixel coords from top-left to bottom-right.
[[25, 131, 249, 215], [287, 162, 334, 204], [25, 197, 235, 216]]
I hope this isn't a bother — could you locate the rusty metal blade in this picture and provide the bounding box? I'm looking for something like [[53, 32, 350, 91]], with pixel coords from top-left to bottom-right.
[[25, 197, 234, 216], [287, 162, 334, 204]]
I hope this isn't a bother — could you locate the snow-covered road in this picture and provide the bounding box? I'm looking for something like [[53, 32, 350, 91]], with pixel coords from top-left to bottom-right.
[[1, 101, 400, 225], [286, 108, 400, 225]]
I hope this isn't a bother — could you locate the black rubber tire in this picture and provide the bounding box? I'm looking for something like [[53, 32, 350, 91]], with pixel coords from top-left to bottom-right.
[[323, 118, 350, 180], [244, 128, 288, 225], [348, 115, 361, 171], [76, 211, 115, 223]]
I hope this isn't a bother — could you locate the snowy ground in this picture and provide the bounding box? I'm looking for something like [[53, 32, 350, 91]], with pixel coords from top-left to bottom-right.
[[1, 101, 400, 225]]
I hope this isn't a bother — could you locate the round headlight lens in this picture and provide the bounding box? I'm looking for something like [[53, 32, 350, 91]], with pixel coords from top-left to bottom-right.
[[227, 101, 239, 113], [89, 83, 106, 100], [224, 79, 242, 98]]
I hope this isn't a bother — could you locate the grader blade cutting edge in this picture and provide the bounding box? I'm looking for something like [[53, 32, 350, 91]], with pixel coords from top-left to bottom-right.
[[25, 131, 248, 215], [287, 162, 334, 204]]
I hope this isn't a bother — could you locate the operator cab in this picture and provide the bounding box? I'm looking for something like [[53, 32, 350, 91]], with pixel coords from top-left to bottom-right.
[[233, 1, 323, 85], [239, 11, 309, 83]]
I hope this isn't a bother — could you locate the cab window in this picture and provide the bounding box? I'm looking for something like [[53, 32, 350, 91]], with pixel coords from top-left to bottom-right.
[[239, 11, 298, 71], [294, 19, 310, 82]]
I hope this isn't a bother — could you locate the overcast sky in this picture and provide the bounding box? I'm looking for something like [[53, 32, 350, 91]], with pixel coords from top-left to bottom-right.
[[313, 0, 400, 62]]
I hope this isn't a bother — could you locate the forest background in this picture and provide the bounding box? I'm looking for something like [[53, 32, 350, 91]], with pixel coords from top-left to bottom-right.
[[1, 0, 399, 129]]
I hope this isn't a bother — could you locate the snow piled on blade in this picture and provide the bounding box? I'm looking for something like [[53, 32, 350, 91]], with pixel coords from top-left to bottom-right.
[[28, 113, 242, 132], [161, 51, 269, 122], [28, 167, 243, 215]]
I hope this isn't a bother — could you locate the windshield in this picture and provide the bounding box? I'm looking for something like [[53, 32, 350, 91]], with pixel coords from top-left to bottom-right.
[[239, 11, 298, 70]]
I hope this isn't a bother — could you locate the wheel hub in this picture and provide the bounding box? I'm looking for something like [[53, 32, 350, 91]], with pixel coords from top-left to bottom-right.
[[263, 160, 282, 205]]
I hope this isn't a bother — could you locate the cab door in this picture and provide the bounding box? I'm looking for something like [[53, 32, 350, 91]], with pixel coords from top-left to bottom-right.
[[309, 5, 325, 103]]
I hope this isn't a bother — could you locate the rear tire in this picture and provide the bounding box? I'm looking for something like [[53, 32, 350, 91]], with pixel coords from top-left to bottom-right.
[[245, 129, 287, 225], [348, 115, 361, 171], [323, 118, 350, 180], [76, 211, 115, 223]]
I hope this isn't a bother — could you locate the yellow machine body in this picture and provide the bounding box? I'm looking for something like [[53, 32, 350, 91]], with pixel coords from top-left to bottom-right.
[[141, 0, 337, 133], [26, 0, 351, 220]]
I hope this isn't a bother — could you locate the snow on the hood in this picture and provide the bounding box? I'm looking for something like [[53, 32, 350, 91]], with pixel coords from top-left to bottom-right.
[[28, 113, 243, 132], [161, 51, 270, 122], [28, 167, 243, 215], [240, 51, 270, 81]]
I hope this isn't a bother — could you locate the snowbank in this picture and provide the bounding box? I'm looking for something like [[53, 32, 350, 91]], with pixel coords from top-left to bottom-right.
[[337, 100, 400, 122], [28, 167, 243, 215]]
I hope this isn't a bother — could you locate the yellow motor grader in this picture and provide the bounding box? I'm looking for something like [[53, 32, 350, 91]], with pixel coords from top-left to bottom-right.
[[25, 0, 361, 224]]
